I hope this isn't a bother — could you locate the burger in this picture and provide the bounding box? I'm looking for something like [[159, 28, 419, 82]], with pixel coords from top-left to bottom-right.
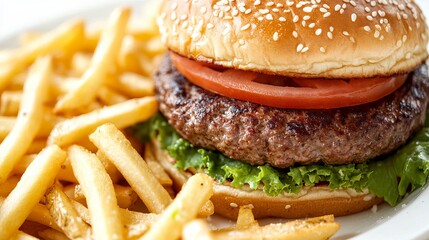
[[133, 0, 429, 219]]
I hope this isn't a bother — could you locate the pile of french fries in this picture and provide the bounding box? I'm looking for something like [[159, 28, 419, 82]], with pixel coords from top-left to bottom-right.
[[0, 3, 340, 240]]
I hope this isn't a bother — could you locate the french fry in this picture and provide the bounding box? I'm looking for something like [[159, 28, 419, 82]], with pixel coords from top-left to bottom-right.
[[0, 20, 84, 91], [0, 112, 61, 141], [107, 72, 154, 98], [236, 205, 258, 229], [127, 1, 162, 41], [213, 215, 340, 240], [141, 173, 213, 240], [11, 231, 40, 240], [0, 175, 20, 197], [0, 145, 66, 239], [50, 76, 79, 97], [89, 123, 172, 213], [48, 96, 157, 147], [27, 139, 47, 154], [144, 147, 173, 186], [54, 7, 130, 112], [0, 116, 15, 140], [74, 183, 138, 209], [0, 91, 22, 116], [96, 150, 123, 183], [15, 155, 77, 183], [182, 219, 214, 240], [71, 200, 157, 239], [38, 229, 69, 240], [198, 200, 215, 218], [0, 57, 52, 183], [19, 32, 43, 45], [68, 145, 123, 240], [117, 35, 142, 73], [0, 197, 61, 231], [70, 52, 92, 76], [148, 141, 190, 191], [45, 184, 91, 239], [6, 72, 27, 91], [97, 86, 128, 105], [141, 37, 167, 57]]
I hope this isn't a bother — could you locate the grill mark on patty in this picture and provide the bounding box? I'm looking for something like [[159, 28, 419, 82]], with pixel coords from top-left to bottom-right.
[[155, 54, 429, 168]]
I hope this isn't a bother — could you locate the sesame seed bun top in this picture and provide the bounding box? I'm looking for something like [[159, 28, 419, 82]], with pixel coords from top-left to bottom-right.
[[157, 0, 428, 78]]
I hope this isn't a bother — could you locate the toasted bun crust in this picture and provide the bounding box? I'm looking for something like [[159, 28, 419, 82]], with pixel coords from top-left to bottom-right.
[[149, 140, 383, 219], [157, 0, 428, 78]]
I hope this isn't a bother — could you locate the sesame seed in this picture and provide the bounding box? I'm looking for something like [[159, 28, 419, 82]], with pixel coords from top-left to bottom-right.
[[297, 44, 304, 52], [309, 23, 315, 28], [200, 6, 207, 13], [267, 1, 275, 6], [303, 6, 313, 12], [254, 0, 261, 6], [364, 26, 371, 31], [239, 39, 245, 45], [320, 8, 327, 13], [292, 31, 298, 38], [343, 31, 350, 36], [301, 46, 309, 53], [273, 32, 279, 41], [330, 26, 334, 32], [230, 202, 238, 208], [396, 40, 402, 47], [374, 30, 380, 38], [303, 16, 311, 20], [334, 4, 341, 11], [323, 12, 331, 17], [259, 9, 269, 14], [245, 9, 252, 14], [293, 15, 299, 22], [207, 23, 214, 29], [320, 47, 326, 53], [240, 23, 251, 31], [266, 14, 274, 20], [351, 13, 357, 22], [315, 28, 322, 35], [366, 15, 374, 21], [279, 17, 286, 22], [327, 32, 333, 39]]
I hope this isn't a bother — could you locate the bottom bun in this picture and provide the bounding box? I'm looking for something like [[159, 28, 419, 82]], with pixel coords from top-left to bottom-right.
[[149, 140, 383, 219], [211, 184, 383, 219]]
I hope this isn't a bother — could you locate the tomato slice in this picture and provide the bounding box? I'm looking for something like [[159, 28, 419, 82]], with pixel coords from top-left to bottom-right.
[[170, 52, 407, 109]]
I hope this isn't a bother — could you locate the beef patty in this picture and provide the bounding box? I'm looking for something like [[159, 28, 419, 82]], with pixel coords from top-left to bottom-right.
[[155, 55, 429, 168]]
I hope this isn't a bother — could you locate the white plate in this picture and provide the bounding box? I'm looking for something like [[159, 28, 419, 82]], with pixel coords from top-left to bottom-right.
[[0, 1, 428, 239]]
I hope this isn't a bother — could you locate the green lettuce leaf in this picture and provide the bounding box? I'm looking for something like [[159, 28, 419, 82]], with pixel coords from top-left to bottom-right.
[[132, 113, 429, 205]]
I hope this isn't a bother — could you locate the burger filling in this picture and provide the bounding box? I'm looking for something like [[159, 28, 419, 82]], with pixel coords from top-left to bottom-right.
[[132, 55, 429, 206]]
